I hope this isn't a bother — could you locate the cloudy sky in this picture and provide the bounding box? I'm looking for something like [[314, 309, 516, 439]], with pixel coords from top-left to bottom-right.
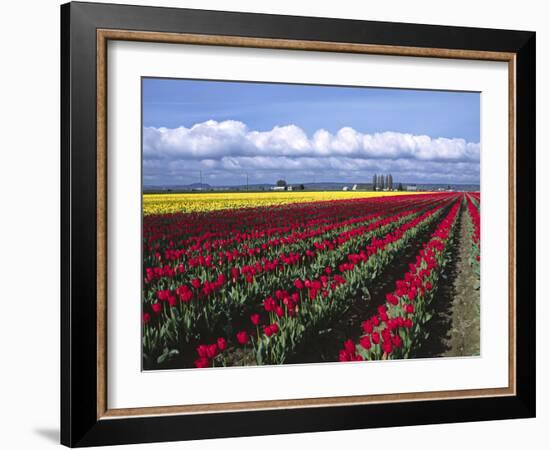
[[142, 78, 480, 186]]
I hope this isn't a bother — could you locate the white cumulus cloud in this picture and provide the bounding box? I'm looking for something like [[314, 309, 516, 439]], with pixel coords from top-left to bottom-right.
[[143, 120, 480, 185], [144, 120, 479, 163]]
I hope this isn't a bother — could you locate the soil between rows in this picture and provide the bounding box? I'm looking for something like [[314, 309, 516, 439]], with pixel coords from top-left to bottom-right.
[[412, 200, 480, 358]]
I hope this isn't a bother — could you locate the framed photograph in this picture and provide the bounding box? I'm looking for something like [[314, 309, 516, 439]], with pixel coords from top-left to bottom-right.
[[61, 1, 535, 447]]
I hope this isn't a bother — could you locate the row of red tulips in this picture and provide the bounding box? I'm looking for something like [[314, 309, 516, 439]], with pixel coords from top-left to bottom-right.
[[464, 194, 480, 277], [337, 196, 462, 362]]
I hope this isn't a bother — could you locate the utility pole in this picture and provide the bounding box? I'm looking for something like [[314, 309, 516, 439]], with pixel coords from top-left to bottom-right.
[[199, 170, 203, 189], [246, 172, 249, 192]]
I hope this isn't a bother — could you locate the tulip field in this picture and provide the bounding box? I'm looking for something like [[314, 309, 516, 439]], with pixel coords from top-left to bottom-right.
[[142, 191, 480, 369]]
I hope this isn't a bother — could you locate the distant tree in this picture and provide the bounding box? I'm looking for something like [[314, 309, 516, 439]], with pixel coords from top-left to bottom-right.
[[276, 179, 287, 187], [299, 184, 305, 190], [447, 184, 451, 191], [398, 182, 403, 191], [372, 174, 377, 191], [388, 174, 393, 190], [380, 174, 385, 190]]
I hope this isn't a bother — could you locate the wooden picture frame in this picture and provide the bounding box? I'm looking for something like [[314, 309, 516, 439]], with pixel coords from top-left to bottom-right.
[[61, 1, 535, 447]]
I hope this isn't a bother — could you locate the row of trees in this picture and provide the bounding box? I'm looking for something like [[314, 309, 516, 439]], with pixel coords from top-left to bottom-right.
[[372, 174, 404, 191], [372, 173, 393, 191]]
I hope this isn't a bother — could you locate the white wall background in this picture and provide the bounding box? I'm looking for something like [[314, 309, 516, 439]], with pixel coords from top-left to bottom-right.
[[0, 0, 545, 448]]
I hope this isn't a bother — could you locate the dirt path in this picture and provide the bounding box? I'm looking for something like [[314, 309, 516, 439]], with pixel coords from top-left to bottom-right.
[[413, 199, 480, 358]]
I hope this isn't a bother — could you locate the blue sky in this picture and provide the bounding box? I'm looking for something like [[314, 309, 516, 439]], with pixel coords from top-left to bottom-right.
[[142, 78, 480, 186]]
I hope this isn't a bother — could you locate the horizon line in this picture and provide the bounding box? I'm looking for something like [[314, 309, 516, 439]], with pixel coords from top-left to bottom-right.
[[143, 181, 480, 187]]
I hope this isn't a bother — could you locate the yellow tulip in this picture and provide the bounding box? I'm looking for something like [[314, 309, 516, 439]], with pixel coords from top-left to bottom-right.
[[143, 191, 426, 215]]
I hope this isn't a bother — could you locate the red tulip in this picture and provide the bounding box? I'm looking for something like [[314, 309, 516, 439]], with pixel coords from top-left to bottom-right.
[[217, 337, 227, 351], [236, 331, 249, 345], [263, 297, 275, 312], [391, 334, 403, 348], [274, 306, 284, 318], [196, 344, 209, 358], [263, 323, 279, 337], [386, 293, 399, 305], [194, 357, 209, 368], [381, 328, 391, 342], [359, 335, 372, 350], [339, 350, 352, 362], [362, 319, 373, 334], [206, 344, 219, 358], [231, 267, 240, 282], [343, 339, 355, 354]]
